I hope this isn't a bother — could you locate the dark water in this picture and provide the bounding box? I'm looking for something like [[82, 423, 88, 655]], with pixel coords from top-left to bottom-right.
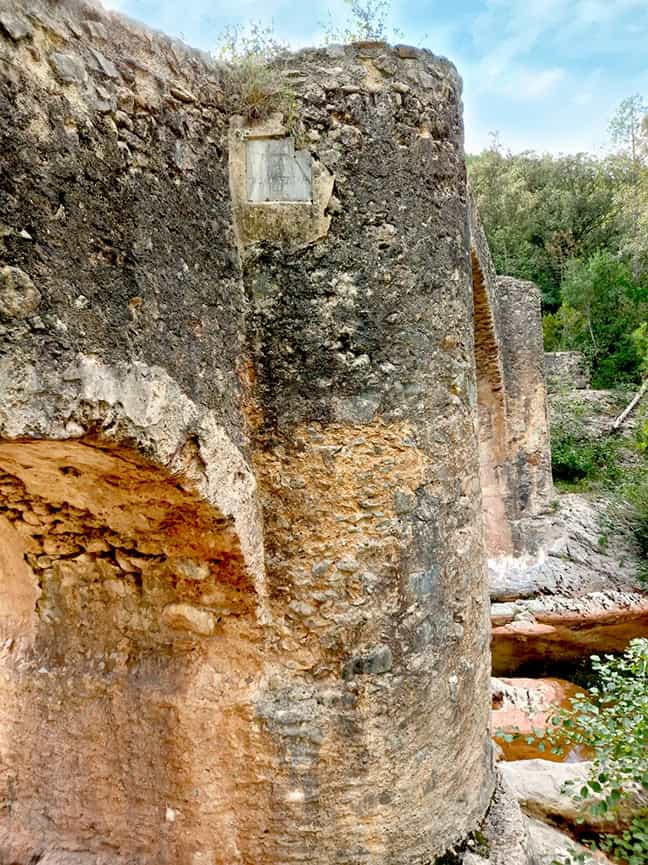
[[508, 655, 605, 690]]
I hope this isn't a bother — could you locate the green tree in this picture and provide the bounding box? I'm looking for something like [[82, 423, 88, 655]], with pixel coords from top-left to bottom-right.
[[468, 148, 621, 308], [558, 251, 647, 386], [608, 95, 648, 280]]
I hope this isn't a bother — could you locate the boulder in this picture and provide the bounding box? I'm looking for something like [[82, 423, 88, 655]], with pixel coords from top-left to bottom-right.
[[499, 759, 648, 833], [160, 602, 215, 636], [527, 817, 614, 865], [0, 266, 41, 319], [490, 494, 644, 605], [49, 51, 88, 85], [0, 11, 33, 41]]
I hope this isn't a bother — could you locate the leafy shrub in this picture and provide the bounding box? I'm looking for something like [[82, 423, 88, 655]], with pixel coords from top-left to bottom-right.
[[538, 641, 648, 865], [600, 814, 648, 865], [551, 436, 619, 485], [549, 401, 621, 488], [554, 641, 648, 808]]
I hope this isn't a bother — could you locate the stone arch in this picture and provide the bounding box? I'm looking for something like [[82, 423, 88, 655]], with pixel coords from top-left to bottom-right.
[[0, 356, 272, 865], [0, 353, 267, 610], [470, 249, 513, 557]]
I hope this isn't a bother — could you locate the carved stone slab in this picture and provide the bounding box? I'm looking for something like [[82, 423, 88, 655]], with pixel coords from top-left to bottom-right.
[[245, 137, 312, 202]]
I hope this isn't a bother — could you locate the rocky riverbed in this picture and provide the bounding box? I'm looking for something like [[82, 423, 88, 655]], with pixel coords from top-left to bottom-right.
[[472, 386, 648, 865]]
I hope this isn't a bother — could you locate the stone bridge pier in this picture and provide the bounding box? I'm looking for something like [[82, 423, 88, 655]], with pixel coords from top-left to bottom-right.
[[0, 1, 550, 862]]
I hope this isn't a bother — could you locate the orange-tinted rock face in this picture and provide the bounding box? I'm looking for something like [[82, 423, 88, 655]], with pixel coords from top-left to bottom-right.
[[0, 438, 269, 865], [491, 596, 648, 676], [469, 207, 553, 564], [0, 419, 494, 865], [491, 677, 590, 762]]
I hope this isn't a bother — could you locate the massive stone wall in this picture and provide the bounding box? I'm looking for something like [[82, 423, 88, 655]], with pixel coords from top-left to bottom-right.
[[0, 2, 495, 864], [240, 44, 493, 865]]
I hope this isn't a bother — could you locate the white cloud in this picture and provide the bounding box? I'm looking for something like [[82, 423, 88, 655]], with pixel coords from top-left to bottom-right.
[[462, 50, 565, 104], [472, 0, 647, 65], [473, 0, 566, 61], [522, 66, 565, 98], [456, 0, 647, 153]]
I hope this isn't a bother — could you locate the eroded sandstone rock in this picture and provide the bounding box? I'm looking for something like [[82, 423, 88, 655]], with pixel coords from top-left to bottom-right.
[[489, 492, 644, 603], [0, 10, 32, 42], [526, 818, 614, 865], [49, 50, 88, 85], [463, 854, 490, 865], [492, 591, 648, 675], [500, 759, 648, 834], [483, 770, 532, 865], [161, 602, 216, 635]]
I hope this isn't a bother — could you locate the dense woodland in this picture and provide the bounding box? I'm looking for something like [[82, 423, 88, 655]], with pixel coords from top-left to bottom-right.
[[468, 95, 648, 389]]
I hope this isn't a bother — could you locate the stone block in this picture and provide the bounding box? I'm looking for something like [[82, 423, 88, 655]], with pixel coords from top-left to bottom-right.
[[245, 137, 312, 202]]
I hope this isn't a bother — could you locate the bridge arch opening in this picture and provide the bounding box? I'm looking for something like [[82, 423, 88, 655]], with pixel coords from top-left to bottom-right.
[[471, 249, 513, 557], [0, 435, 268, 864]]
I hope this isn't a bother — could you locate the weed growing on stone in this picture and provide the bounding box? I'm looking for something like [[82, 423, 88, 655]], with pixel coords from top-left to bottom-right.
[[432, 829, 490, 864], [321, 0, 401, 43], [215, 22, 296, 122], [215, 1, 404, 125]]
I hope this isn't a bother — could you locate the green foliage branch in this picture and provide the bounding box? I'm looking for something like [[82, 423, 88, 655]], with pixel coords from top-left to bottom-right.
[[321, 0, 401, 43], [500, 641, 648, 865]]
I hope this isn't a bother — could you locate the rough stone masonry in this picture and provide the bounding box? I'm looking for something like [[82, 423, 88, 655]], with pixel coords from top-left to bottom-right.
[[0, 1, 552, 863]]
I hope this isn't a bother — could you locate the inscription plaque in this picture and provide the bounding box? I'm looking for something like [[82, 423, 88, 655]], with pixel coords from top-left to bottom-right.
[[246, 138, 312, 203]]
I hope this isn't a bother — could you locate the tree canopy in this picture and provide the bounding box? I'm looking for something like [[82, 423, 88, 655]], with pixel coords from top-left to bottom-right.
[[468, 97, 648, 387]]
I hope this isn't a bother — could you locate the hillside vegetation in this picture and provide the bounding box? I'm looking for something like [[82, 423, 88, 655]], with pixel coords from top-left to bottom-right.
[[468, 96, 648, 389]]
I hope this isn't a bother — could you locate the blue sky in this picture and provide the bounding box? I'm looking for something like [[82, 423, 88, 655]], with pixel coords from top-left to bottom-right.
[[103, 0, 648, 154]]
